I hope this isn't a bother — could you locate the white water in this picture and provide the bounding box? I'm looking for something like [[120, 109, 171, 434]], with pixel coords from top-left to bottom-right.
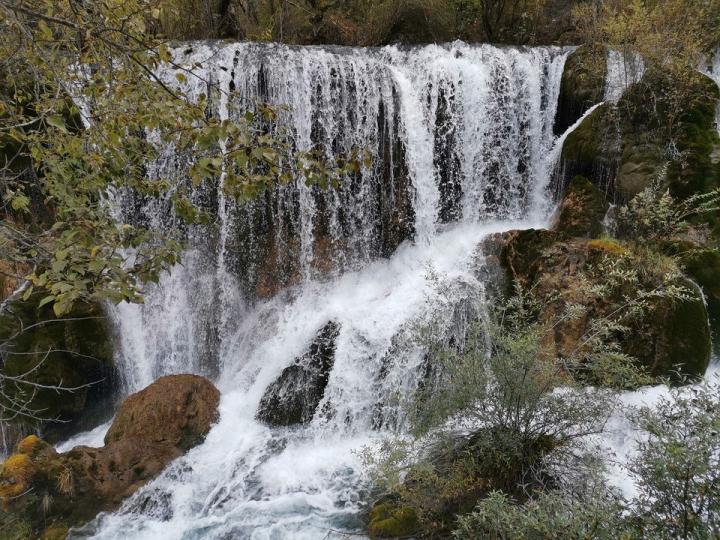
[[65, 41, 711, 539], [108, 42, 570, 394], [604, 49, 645, 102], [600, 363, 720, 500], [68, 42, 570, 539], [703, 49, 720, 133]]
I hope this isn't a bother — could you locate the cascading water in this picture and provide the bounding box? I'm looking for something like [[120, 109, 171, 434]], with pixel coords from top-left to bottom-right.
[[65, 41, 720, 539], [66, 42, 571, 539], [108, 42, 570, 395], [704, 49, 720, 133]]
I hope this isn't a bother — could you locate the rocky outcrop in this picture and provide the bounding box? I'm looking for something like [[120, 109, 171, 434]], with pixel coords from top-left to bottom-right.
[[619, 70, 720, 202], [0, 299, 117, 442], [257, 321, 339, 426], [0, 374, 220, 538], [558, 103, 619, 194], [554, 45, 607, 136], [559, 68, 720, 206], [552, 175, 609, 238], [487, 229, 711, 379]]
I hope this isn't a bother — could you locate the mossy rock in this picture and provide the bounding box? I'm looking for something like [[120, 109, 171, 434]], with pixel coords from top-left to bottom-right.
[[616, 142, 665, 199], [499, 229, 560, 286], [616, 69, 720, 202], [554, 45, 607, 136], [499, 233, 711, 380], [624, 278, 711, 378], [368, 502, 420, 539], [0, 298, 117, 441], [586, 238, 628, 256], [559, 103, 619, 192], [681, 249, 720, 319], [553, 175, 609, 238], [0, 376, 219, 538], [560, 66, 719, 216]]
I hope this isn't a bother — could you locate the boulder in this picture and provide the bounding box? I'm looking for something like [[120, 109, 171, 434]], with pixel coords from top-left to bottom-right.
[[257, 321, 339, 426], [554, 45, 607, 136], [0, 375, 219, 538], [552, 175, 609, 238], [105, 374, 220, 450], [488, 231, 711, 380]]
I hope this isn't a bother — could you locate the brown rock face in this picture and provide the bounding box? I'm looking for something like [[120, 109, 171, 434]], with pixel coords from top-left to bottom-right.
[[552, 175, 608, 238], [105, 374, 220, 450], [0, 375, 220, 538], [486, 230, 711, 379]]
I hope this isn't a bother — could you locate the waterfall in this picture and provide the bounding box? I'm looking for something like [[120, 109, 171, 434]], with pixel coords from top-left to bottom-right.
[[72, 42, 572, 538], [604, 49, 645, 102], [108, 42, 570, 393], [704, 49, 720, 133]]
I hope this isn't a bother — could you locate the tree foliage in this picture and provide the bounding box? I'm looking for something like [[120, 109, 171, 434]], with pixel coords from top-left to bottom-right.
[[0, 0, 354, 317]]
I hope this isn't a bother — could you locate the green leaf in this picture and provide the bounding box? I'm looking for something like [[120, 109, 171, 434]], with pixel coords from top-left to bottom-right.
[[38, 295, 55, 308], [46, 114, 68, 133], [22, 285, 34, 301], [52, 300, 65, 317]]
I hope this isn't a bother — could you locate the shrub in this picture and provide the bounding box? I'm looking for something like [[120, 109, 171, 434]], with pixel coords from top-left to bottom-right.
[[629, 381, 720, 539]]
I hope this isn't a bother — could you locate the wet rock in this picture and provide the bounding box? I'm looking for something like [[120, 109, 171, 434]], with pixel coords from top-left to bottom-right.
[[0, 299, 117, 443], [105, 374, 220, 450], [257, 321, 340, 426], [554, 45, 607, 136], [0, 375, 219, 538], [558, 103, 619, 195], [552, 175, 609, 238]]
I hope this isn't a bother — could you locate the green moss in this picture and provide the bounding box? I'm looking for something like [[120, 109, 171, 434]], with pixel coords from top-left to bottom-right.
[[560, 103, 619, 188], [659, 281, 712, 377], [368, 503, 420, 539], [0, 298, 115, 439], [681, 249, 720, 319], [587, 238, 627, 256]]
